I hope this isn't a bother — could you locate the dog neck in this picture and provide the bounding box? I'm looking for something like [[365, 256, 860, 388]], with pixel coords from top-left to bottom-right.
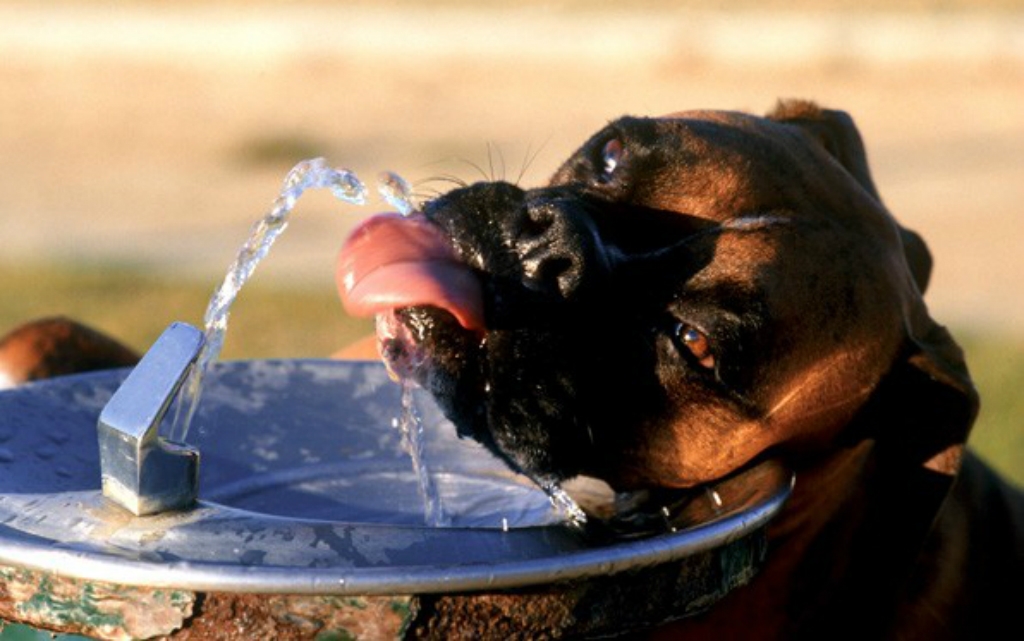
[[648, 432, 957, 639]]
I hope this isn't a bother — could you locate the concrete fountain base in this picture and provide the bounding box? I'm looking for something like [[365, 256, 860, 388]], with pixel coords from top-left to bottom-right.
[[0, 533, 765, 639]]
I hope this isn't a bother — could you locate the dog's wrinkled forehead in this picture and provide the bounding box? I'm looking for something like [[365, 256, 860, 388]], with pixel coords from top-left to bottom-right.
[[549, 110, 892, 241]]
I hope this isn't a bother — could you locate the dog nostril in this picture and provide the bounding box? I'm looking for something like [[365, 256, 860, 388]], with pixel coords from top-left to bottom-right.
[[518, 204, 556, 239], [521, 237, 591, 300], [528, 257, 577, 295], [513, 198, 606, 302], [518, 216, 549, 240]]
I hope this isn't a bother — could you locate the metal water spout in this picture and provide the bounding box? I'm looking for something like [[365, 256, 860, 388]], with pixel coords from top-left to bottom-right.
[[97, 322, 204, 516]]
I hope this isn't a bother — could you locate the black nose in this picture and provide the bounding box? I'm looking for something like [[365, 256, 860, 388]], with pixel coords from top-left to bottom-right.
[[517, 192, 610, 302], [425, 182, 611, 308]]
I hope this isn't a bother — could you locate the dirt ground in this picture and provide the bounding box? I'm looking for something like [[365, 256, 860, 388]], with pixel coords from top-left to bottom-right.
[[1, 2, 1022, 338]]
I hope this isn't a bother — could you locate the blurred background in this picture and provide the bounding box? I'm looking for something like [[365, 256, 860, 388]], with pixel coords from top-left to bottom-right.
[[0, 0, 1022, 485]]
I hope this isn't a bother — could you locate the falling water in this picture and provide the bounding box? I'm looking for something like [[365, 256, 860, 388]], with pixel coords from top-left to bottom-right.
[[165, 158, 367, 445], [373, 172, 452, 525], [542, 481, 588, 527], [397, 382, 449, 527]]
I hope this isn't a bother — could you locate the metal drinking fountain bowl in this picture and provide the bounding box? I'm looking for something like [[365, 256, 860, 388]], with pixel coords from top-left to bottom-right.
[[0, 322, 792, 636]]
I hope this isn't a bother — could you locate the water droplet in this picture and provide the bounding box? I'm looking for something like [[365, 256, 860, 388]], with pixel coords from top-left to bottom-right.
[[281, 158, 314, 191], [376, 312, 429, 382], [0, 447, 13, 463], [35, 444, 57, 460], [327, 170, 367, 205], [706, 487, 724, 514], [377, 171, 416, 216], [0, 426, 13, 443], [541, 481, 587, 527]]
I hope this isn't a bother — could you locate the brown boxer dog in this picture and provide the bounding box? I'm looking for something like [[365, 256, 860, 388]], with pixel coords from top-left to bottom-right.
[[338, 100, 1024, 638], [0, 316, 138, 389]]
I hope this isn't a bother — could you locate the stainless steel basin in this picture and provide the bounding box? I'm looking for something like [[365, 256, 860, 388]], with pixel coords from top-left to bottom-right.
[[0, 355, 791, 637]]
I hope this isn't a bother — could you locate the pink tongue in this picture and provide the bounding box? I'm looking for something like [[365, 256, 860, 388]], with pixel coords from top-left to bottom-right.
[[336, 213, 485, 332]]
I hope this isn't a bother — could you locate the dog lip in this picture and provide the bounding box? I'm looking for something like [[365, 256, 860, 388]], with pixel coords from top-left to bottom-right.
[[336, 212, 486, 332]]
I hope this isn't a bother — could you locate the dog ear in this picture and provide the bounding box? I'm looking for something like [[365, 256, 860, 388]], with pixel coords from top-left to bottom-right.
[[881, 317, 979, 475], [836, 309, 978, 485], [769, 100, 936, 293], [897, 226, 933, 295], [768, 99, 881, 200], [770, 101, 979, 469]]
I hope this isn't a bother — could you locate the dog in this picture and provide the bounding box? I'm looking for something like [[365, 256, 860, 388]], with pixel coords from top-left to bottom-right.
[[4, 101, 1023, 638], [0, 316, 138, 389], [336, 100, 1024, 638]]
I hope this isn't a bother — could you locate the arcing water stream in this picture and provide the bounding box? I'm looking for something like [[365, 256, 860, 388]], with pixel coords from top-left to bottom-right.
[[165, 158, 367, 446]]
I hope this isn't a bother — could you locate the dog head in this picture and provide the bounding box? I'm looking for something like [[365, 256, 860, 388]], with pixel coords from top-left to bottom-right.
[[339, 100, 977, 491]]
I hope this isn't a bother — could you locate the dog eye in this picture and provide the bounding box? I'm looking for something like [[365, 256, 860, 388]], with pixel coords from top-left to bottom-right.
[[600, 138, 624, 179], [674, 322, 716, 370]]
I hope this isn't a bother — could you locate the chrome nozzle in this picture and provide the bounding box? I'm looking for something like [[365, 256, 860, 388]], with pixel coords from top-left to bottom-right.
[[97, 322, 203, 516]]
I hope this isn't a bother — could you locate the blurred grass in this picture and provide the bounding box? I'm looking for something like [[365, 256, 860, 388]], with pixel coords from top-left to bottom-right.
[[959, 333, 1024, 488], [0, 261, 372, 361], [1, 261, 1021, 488]]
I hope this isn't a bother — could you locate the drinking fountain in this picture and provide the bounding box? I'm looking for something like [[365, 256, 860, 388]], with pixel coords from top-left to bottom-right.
[[0, 321, 790, 639], [0, 156, 796, 638]]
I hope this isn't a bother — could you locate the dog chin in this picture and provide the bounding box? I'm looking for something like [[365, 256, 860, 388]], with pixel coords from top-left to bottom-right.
[[381, 304, 593, 484]]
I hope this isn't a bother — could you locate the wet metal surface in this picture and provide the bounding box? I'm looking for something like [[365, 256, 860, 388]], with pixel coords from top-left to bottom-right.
[[0, 360, 790, 596]]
